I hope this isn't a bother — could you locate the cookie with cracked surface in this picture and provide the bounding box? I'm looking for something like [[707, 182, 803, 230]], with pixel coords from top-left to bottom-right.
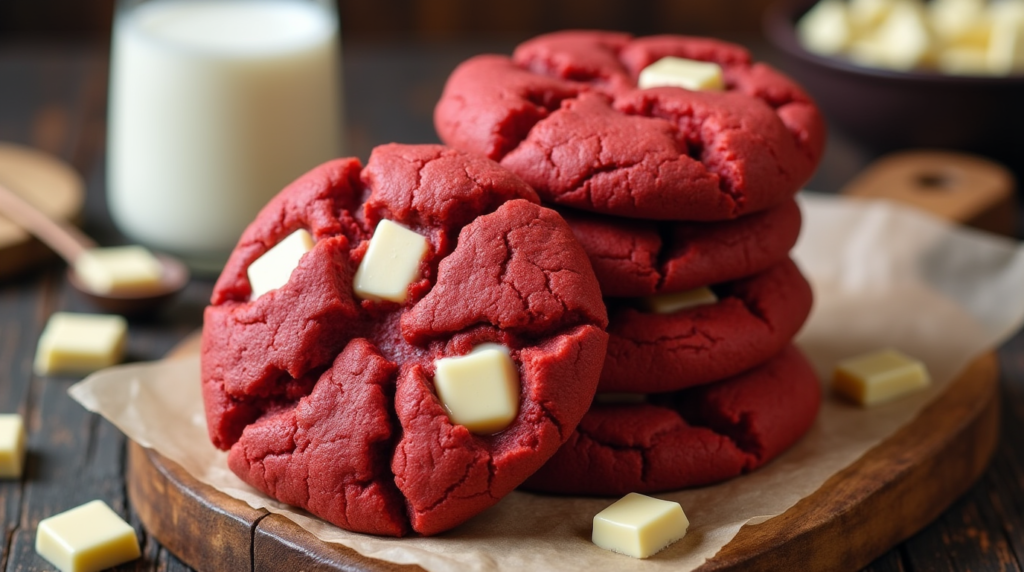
[[599, 257, 812, 393], [523, 344, 821, 495], [201, 143, 609, 536], [563, 198, 801, 298], [434, 31, 825, 221]]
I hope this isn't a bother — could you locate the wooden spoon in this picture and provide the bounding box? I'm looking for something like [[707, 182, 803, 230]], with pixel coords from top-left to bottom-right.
[[0, 181, 189, 315]]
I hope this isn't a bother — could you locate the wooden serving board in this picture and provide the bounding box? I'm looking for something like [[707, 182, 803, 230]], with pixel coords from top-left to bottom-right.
[[126, 335, 1000, 572], [0, 143, 85, 279]]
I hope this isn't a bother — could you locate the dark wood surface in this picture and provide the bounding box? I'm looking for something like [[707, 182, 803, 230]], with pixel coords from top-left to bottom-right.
[[1, 39, 1023, 572]]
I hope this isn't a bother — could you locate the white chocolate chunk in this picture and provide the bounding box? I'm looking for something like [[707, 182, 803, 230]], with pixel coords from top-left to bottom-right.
[[847, 36, 891, 68], [73, 246, 163, 295], [849, 0, 896, 31], [642, 287, 718, 314], [247, 229, 315, 300], [35, 500, 141, 572], [638, 56, 724, 91], [860, 0, 934, 71], [798, 0, 853, 56], [592, 493, 689, 559], [797, 0, 1024, 75], [433, 344, 520, 434], [0, 414, 26, 479], [930, 0, 990, 47], [938, 46, 991, 74], [353, 219, 429, 303], [833, 348, 930, 406], [988, 3, 1024, 74], [33, 313, 127, 376]]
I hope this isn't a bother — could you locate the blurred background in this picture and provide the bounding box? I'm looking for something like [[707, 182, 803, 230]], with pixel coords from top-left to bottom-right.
[[4, 0, 864, 186], [3, 0, 1020, 216], [0, 0, 777, 43]]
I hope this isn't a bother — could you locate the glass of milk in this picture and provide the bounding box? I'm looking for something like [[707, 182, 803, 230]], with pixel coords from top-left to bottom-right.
[[106, 0, 343, 274]]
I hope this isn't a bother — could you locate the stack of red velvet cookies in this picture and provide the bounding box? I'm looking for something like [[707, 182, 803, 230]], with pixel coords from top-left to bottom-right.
[[200, 30, 830, 539], [435, 31, 827, 495]]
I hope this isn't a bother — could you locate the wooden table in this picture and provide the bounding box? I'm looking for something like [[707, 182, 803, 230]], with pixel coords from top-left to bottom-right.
[[1, 39, 1022, 572]]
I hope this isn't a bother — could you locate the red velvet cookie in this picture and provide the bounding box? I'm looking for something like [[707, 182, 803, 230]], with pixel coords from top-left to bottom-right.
[[563, 198, 801, 298], [201, 144, 609, 536], [523, 344, 821, 495], [435, 31, 825, 221], [599, 258, 812, 393]]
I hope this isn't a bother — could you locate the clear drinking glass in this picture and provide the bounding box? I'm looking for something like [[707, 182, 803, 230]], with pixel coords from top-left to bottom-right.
[[107, 0, 343, 274]]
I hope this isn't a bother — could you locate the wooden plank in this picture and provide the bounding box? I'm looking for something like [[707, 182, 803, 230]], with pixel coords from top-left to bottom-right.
[[127, 342, 998, 572]]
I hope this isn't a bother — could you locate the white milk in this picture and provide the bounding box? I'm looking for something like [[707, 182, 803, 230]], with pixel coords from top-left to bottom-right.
[[107, 0, 342, 271]]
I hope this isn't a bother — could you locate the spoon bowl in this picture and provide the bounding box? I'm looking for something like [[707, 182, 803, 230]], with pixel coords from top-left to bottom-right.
[[0, 170, 190, 314], [67, 253, 190, 315]]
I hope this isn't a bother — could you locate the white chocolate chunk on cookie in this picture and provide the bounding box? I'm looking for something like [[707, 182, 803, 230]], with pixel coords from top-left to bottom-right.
[[353, 219, 428, 303], [638, 56, 724, 91], [248, 229, 315, 300], [642, 287, 718, 314], [434, 344, 520, 434]]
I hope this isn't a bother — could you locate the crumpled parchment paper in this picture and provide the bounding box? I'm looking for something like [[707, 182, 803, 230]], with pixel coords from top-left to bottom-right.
[[70, 193, 1024, 571]]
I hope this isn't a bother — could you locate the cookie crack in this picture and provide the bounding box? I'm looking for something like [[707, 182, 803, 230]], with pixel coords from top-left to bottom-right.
[[621, 99, 748, 205], [675, 407, 761, 469], [413, 454, 490, 515], [652, 223, 677, 291], [535, 399, 568, 442], [497, 85, 581, 162], [731, 291, 773, 330], [498, 232, 530, 311], [574, 420, 680, 485]]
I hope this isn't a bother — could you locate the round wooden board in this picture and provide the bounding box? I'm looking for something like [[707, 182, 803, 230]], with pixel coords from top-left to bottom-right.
[[127, 335, 1000, 572], [0, 143, 85, 279]]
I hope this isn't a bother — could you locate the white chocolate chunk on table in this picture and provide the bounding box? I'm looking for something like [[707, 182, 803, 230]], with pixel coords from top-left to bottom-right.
[[0, 414, 26, 478], [33, 313, 127, 376], [592, 493, 689, 559], [35, 500, 141, 572]]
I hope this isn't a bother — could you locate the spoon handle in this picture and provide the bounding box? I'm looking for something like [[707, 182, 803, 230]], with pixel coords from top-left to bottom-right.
[[0, 181, 96, 263]]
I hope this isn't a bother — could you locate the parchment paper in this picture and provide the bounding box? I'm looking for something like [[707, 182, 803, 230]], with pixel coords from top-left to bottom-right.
[[70, 193, 1024, 571]]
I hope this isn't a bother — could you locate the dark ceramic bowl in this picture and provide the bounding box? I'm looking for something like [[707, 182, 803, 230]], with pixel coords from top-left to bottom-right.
[[764, 0, 1024, 156]]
